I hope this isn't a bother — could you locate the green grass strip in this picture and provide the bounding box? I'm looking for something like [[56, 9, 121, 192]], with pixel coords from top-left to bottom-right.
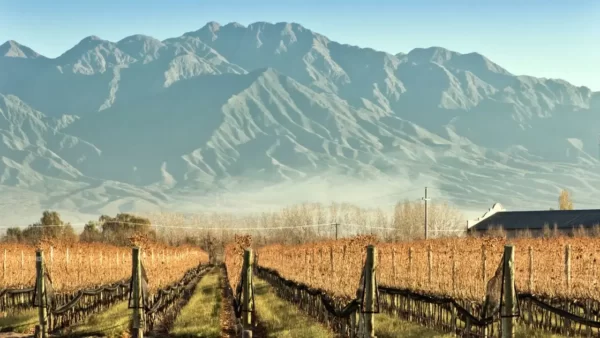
[[375, 311, 565, 338], [170, 268, 221, 338], [254, 277, 333, 338], [59, 300, 131, 338], [0, 309, 37, 333], [375, 312, 453, 338]]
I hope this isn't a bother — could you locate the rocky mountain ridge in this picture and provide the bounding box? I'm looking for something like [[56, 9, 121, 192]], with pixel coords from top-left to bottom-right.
[[0, 21, 598, 224]]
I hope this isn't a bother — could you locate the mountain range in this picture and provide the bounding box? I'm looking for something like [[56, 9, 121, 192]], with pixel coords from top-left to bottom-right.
[[1, 21, 599, 225]]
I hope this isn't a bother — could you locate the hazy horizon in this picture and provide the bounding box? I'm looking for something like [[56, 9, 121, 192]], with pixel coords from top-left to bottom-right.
[[0, 0, 598, 228]]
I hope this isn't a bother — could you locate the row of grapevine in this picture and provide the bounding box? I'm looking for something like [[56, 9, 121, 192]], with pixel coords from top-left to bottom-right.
[[1, 241, 209, 292], [257, 235, 600, 301], [253, 235, 600, 337], [1, 239, 210, 336]]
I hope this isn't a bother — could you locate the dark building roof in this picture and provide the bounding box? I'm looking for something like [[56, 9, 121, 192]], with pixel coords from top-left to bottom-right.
[[468, 209, 600, 231]]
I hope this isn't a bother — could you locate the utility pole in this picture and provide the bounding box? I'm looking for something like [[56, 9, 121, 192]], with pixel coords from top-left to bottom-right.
[[423, 187, 430, 239], [334, 223, 339, 240]]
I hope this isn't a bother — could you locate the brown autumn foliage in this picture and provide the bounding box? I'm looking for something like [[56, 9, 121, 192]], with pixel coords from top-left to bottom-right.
[[256, 235, 600, 302], [224, 234, 252, 292], [0, 238, 208, 292], [257, 235, 378, 301]]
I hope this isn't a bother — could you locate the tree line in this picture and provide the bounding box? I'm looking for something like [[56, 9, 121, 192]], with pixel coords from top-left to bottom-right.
[[0, 188, 581, 249], [1, 211, 159, 246]]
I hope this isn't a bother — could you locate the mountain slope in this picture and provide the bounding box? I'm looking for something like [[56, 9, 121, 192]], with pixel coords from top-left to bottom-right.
[[0, 21, 598, 221]]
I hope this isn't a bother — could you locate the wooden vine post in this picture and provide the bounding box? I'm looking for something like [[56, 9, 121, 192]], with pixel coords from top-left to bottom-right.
[[391, 248, 397, 285], [35, 250, 48, 338], [528, 246, 534, 292], [501, 245, 516, 338], [362, 245, 377, 338], [329, 246, 334, 278], [242, 249, 254, 338], [427, 245, 432, 285], [2, 248, 6, 283], [565, 244, 571, 289], [49, 246, 53, 272], [481, 244, 487, 287], [408, 247, 413, 285], [20, 250, 24, 281], [482, 245, 488, 338], [132, 247, 144, 338], [564, 244, 571, 330]]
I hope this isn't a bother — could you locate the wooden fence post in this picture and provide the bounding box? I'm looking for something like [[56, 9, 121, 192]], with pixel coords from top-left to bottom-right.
[[481, 243, 489, 337], [564, 244, 571, 331], [2, 249, 6, 283], [408, 247, 413, 286], [392, 248, 397, 286], [329, 246, 334, 278], [427, 245, 432, 286], [528, 246, 534, 292], [304, 249, 308, 281], [78, 252, 82, 285], [350, 310, 358, 338], [243, 249, 254, 338], [132, 247, 144, 338], [565, 244, 571, 289], [35, 250, 48, 338], [49, 247, 53, 272], [481, 244, 487, 286], [310, 249, 315, 285], [21, 250, 24, 281], [363, 245, 377, 338], [501, 245, 516, 338], [452, 248, 457, 294]]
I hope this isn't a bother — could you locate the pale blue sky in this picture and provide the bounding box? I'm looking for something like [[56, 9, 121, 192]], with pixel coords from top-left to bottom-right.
[[1, 0, 599, 90]]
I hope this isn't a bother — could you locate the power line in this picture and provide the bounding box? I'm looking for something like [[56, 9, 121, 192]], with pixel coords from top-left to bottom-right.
[[0, 221, 339, 231], [0, 220, 469, 233], [0, 223, 88, 229], [337, 223, 465, 232], [149, 222, 336, 231]]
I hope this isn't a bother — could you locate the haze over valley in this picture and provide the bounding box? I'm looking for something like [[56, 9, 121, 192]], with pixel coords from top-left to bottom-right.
[[1, 21, 599, 225]]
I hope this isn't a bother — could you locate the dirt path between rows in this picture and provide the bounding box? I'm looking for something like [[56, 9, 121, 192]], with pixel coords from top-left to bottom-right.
[[219, 266, 239, 338]]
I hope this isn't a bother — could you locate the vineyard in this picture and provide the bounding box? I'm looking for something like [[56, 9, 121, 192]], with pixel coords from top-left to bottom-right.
[[221, 234, 600, 337], [2, 241, 207, 292], [256, 235, 600, 301], [1, 238, 210, 336], [4, 231, 600, 337]]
